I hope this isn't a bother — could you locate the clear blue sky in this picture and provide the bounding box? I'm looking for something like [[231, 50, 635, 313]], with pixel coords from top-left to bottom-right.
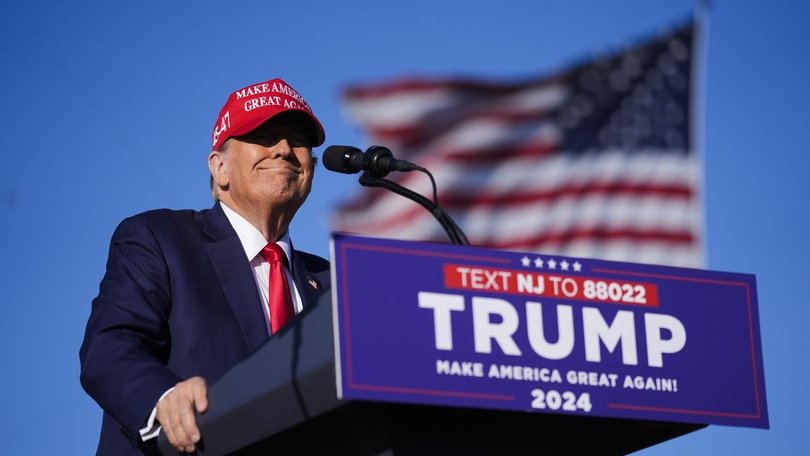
[[1, 1, 807, 454]]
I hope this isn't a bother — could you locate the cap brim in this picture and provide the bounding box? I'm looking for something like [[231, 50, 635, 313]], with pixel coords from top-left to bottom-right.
[[229, 109, 325, 148]]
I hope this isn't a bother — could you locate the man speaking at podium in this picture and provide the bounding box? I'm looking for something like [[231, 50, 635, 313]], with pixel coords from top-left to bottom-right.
[[80, 78, 331, 455]]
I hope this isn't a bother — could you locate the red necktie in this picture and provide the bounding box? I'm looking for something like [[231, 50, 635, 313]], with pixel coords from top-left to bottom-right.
[[261, 243, 295, 334]]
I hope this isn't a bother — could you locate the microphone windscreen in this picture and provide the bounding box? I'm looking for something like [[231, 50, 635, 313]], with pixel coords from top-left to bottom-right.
[[323, 145, 362, 174]]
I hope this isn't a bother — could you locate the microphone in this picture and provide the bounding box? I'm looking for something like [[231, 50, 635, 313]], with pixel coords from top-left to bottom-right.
[[323, 145, 470, 245], [322, 145, 418, 177]]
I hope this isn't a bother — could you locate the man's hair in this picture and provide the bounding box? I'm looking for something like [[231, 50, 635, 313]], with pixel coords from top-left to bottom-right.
[[209, 139, 318, 202]]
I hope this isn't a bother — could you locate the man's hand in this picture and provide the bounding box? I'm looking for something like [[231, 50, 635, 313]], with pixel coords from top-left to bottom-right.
[[156, 376, 208, 453]]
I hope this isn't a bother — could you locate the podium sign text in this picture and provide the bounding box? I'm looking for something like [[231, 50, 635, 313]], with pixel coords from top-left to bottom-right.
[[331, 234, 768, 428]]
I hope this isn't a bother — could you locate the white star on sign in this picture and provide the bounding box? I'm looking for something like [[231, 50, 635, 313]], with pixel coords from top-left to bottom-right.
[[521, 256, 531, 267], [547, 259, 557, 270], [534, 257, 544, 268], [573, 261, 582, 272], [560, 260, 570, 271]]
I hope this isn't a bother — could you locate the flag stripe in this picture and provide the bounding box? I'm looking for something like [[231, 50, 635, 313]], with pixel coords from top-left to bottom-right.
[[342, 151, 698, 211], [339, 193, 700, 240]]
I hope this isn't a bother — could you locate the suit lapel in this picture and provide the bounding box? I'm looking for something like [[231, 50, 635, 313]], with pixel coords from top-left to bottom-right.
[[201, 203, 268, 353], [291, 249, 324, 309]]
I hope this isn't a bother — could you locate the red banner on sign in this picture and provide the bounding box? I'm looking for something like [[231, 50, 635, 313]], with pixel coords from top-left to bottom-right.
[[443, 264, 659, 307]]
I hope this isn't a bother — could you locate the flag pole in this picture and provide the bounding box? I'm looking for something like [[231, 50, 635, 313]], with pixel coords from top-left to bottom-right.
[[693, 0, 711, 267]]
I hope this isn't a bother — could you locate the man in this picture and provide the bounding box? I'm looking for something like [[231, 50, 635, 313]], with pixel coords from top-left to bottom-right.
[[80, 78, 330, 455]]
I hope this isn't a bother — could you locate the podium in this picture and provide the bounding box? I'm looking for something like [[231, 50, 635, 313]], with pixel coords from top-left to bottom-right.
[[158, 292, 703, 455], [159, 235, 766, 455]]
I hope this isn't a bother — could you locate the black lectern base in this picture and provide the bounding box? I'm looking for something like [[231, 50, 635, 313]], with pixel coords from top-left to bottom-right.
[[160, 294, 705, 456], [238, 400, 704, 455]]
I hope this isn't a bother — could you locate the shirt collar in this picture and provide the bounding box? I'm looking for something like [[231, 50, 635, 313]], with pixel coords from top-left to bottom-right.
[[219, 202, 293, 264]]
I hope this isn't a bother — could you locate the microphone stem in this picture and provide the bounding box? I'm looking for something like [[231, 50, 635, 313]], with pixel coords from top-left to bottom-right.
[[358, 173, 469, 246]]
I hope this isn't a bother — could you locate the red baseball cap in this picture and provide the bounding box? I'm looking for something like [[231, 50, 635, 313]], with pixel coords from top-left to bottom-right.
[[211, 78, 325, 150]]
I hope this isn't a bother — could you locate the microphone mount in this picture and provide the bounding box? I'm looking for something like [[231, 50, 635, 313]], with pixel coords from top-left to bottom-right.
[[357, 172, 469, 246]]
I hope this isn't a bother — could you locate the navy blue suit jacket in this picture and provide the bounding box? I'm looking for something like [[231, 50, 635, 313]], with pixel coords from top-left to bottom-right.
[[79, 202, 331, 455]]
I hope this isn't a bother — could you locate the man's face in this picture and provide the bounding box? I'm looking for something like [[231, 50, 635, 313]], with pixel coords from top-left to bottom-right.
[[213, 117, 315, 215]]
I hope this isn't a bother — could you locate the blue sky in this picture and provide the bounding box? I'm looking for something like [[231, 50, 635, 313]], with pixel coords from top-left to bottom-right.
[[1, 1, 807, 454]]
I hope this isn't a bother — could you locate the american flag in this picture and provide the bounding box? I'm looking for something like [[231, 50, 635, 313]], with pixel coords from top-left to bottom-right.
[[334, 22, 703, 267]]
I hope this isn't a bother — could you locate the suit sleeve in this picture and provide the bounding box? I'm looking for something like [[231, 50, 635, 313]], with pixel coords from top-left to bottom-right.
[[80, 215, 182, 443]]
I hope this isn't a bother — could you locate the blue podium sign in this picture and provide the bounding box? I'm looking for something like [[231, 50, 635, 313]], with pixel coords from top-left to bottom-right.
[[330, 234, 768, 429]]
